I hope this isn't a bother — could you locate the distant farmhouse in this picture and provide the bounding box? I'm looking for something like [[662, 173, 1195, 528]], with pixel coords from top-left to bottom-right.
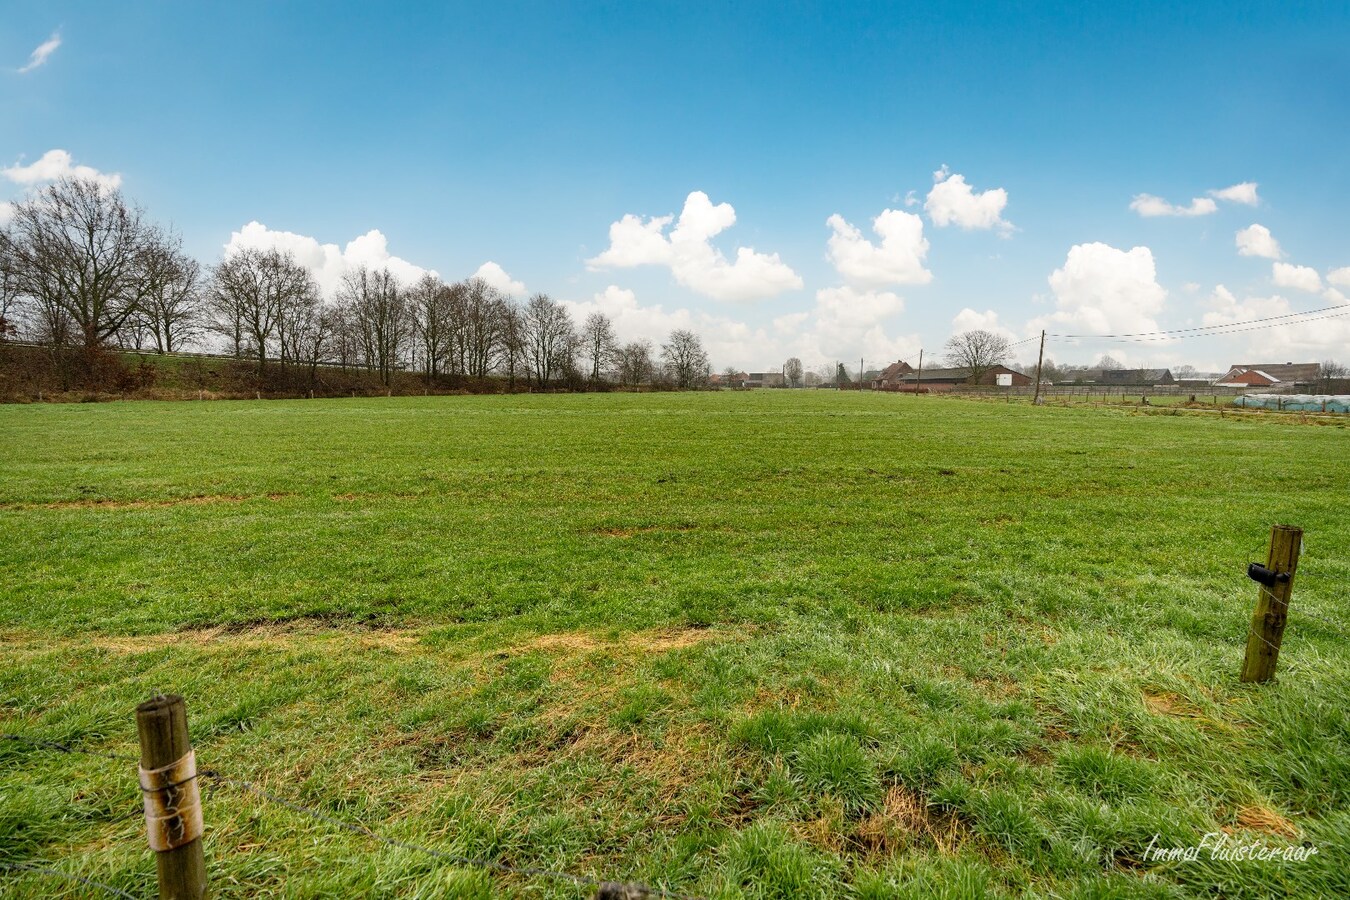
[[871, 361, 914, 390], [902, 365, 1032, 389], [1216, 363, 1321, 390], [746, 372, 786, 388], [1061, 368, 1175, 386], [869, 360, 1030, 390]]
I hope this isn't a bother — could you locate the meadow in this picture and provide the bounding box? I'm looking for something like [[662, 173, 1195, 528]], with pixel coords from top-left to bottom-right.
[[1, 391, 1347, 898]]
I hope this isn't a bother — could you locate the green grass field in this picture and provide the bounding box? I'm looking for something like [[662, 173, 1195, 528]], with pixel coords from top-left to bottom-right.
[[2, 392, 1347, 898]]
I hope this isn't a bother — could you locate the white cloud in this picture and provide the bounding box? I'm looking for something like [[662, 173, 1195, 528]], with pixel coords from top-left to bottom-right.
[[559, 283, 918, 372], [1235, 223, 1282, 259], [773, 311, 809, 334], [1326, 267, 1350, 289], [924, 166, 1012, 232], [1271, 262, 1322, 294], [0, 201, 13, 225], [1, 149, 121, 190], [560, 284, 776, 368], [586, 191, 802, 301], [1031, 242, 1167, 336], [1209, 182, 1260, 206], [1204, 284, 1350, 359], [951, 308, 1022, 346], [791, 286, 918, 365], [472, 261, 525, 296], [18, 31, 61, 74], [1129, 194, 1218, 217], [223, 222, 433, 300], [825, 209, 932, 287]]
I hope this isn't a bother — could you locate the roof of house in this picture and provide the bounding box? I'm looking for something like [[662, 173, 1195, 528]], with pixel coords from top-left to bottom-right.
[[873, 361, 914, 381], [901, 365, 1023, 381], [1222, 363, 1321, 384], [1071, 368, 1173, 383]]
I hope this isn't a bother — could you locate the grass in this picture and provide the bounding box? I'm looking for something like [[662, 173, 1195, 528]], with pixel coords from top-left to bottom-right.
[[1, 391, 1347, 898]]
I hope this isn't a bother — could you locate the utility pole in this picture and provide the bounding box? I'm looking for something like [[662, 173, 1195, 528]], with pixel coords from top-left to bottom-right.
[[1033, 330, 1046, 405], [915, 349, 923, 393]]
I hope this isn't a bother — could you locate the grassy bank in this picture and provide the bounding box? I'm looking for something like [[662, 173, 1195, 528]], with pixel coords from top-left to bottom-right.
[[1, 392, 1346, 897]]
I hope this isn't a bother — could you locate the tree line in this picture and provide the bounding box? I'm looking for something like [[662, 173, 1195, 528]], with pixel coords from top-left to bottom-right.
[[0, 177, 712, 396]]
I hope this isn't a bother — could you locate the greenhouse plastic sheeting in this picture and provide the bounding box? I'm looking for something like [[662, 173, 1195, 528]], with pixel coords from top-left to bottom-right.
[[1233, 394, 1350, 413]]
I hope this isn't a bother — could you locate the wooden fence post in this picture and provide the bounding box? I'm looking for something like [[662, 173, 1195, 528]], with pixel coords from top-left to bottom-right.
[[1240, 525, 1302, 683], [136, 695, 208, 899]]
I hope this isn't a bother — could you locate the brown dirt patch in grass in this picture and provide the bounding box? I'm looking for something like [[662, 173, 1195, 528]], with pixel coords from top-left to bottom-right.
[[2, 493, 292, 511], [849, 786, 969, 857], [1143, 690, 1204, 718], [1229, 805, 1299, 839], [516, 626, 720, 657], [592, 523, 700, 538], [5, 616, 422, 655]]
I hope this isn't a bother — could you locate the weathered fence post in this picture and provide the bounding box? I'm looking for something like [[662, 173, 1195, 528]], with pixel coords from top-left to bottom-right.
[[136, 695, 208, 899], [1240, 525, 1302, 683]]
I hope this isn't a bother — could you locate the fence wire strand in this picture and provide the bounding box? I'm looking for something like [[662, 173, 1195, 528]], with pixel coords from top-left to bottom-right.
[[0, 861, 138, 899]]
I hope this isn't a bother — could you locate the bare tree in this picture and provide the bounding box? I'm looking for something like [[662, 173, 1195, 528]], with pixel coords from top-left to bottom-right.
[[0, 177, 156, 375], [943, 329, 1012, 385], [139, 230, 204, 353], [616, 340, 654, 386], [661, 329, 710, 389], [522, 293, 574, 388], [408, 273, 452, 383], [581, 311, 619, 383], [0, 249, 18, 339], [1321, 359, 1348, 390], [1097, 354, 1123, 371], [784, 357, 804, 388], [211, 247, 314, 374], [461, 278, 507, 379], [339, 266, 407, 386], [500, 301, 526, 391]]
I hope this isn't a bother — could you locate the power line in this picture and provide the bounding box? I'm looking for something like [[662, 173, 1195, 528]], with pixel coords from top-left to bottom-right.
[[1048, 303, 1350, 342]]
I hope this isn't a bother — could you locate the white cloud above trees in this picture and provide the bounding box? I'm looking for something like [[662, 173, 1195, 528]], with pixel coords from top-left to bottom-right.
[[1032, 242, 1167, 336], [472, 261, 526, 296], [2, 149, 121, 190], [586, 191, 803, 301], [825, 209, 932, 287], [223, 222, 434, 299], [924, 166, 1012, 233]]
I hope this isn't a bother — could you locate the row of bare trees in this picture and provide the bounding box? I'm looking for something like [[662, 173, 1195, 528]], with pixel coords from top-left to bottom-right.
[[1, 176, 712, 393]]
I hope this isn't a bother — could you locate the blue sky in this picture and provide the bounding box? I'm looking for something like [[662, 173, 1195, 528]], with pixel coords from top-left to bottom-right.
[[4, 1, 1348, 372]]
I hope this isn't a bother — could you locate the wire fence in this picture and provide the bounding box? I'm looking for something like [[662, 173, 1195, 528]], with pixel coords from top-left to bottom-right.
[[1, 733, 700, 899]]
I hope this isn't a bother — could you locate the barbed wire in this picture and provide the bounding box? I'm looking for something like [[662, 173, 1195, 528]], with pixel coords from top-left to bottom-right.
[[1, 733, 700, 900], [0, 861, 138, 899]]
